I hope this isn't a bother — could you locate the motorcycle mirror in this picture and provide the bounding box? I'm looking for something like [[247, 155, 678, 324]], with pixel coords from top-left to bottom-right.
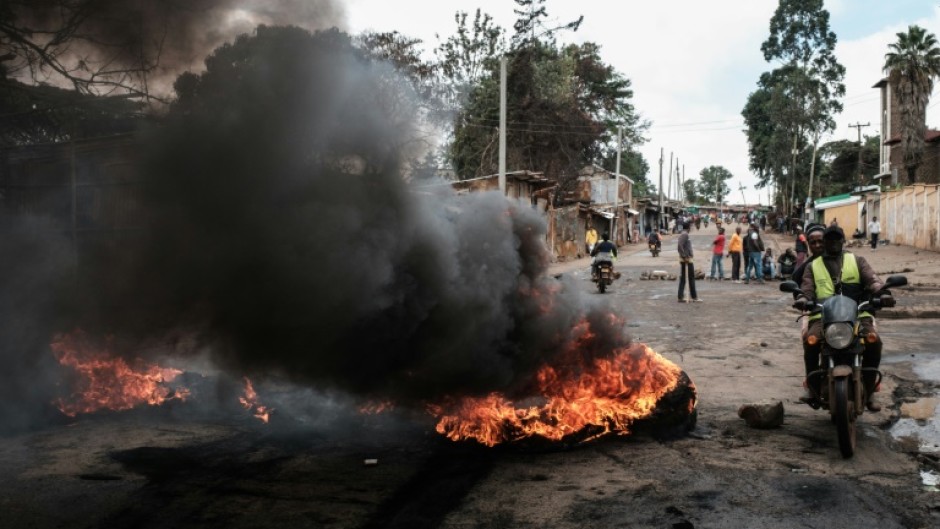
[[779, 280, 800, 293], [884, 275, 908, 288]]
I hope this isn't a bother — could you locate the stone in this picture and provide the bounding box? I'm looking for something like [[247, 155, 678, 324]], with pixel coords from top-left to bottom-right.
[[738, 401, 784, 429]]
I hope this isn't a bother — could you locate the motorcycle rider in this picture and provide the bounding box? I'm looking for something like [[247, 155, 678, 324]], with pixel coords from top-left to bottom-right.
[[794, 225, 892, 411], [648, 229, 662, 254], [591, 232, 618, 279]]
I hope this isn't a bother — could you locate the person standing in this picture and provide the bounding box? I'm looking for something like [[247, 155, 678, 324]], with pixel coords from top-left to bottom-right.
[[794, 225, 808, 268], [585, 225, 598, 256], [743, 223, 765, 284], [728, 226, 743, 283], [709, 227, 726, 280], [868, 216, 881, 250], [677, 223, 700, 302]]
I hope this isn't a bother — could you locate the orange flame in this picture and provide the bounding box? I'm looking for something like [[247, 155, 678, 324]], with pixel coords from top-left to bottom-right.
[[239, 377, 273, 423], [359, 400, 395, 415], [428, 343, 690, 447], [51, 330, 188, 417]]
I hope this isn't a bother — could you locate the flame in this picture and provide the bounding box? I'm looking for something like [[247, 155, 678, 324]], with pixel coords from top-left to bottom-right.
[[239, 377, 273, 423], [429, 343, 691, 447], [359, 400, 395, 415], [51, 330, 188, 417]]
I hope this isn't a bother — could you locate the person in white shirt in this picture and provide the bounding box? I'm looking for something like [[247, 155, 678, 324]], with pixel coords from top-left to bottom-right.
[[867, 216, 881, 250]]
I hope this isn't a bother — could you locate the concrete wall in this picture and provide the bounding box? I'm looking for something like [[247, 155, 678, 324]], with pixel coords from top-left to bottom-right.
[[880, 184, 940, 251], [821, 203, 861, 236]]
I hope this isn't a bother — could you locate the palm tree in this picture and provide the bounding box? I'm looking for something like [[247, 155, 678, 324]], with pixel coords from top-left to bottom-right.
[[884, 25, 940, 184]]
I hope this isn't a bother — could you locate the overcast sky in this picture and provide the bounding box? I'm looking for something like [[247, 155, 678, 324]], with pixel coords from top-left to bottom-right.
[[342, 0, 940, 204]]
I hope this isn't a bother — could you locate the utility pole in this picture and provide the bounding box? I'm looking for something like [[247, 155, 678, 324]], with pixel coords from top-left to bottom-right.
[[789, 133, 798, 218], [675, 163, 680, 203], [681, 165, 686, 204], [612, 126, 622, 239], [849, 122, 871, 189], [498, 57, 507, 194], [739, 183, 747, 209], [667, 152, 673, 201], [658, 148, 664, 231]]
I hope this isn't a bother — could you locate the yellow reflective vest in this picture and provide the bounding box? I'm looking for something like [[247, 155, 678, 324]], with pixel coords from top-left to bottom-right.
[[809, 253, 870, 320]]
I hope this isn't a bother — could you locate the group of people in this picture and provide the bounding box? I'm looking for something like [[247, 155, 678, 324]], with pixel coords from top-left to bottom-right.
[[673, 219, 892, 410], [705, 224, 796, 284]]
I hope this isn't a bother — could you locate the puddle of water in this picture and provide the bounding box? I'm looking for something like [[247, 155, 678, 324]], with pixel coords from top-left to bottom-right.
[[922, 470, 940, 492], [912, 355, 940, 381], [887, 354, 940, 457], [891, 416, 940, 454]]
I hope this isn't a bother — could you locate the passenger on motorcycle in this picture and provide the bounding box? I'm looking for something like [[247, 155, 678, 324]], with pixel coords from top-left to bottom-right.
[[793, 225, 893, 411], [591, 232, 618, 278]]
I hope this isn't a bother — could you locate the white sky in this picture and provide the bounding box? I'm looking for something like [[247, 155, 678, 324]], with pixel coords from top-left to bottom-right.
[[342, 0, 940, 204]]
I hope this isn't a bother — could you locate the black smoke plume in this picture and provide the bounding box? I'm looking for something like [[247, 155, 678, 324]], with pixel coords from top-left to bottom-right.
[[1, 24, 632, 430], [6, 0, 343, 94]]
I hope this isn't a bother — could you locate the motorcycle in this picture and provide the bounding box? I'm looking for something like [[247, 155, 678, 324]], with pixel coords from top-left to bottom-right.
[[591, 252, 619, 293], [649, 240, 661, 257], [779, 275, 907, 458]]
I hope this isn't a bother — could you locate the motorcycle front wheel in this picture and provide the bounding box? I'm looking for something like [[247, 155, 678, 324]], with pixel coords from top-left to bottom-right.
[[833, 378, 857, 458]]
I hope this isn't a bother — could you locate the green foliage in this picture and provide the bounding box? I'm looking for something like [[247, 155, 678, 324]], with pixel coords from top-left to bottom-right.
[[434, 9, 506, 110], [446, 3, 644, 203], [698, 166, 733, 205], [682, 179, 701, 204], [815, 135, 880, 195], [599, 147, 653, 196], [884, 25, 940, 184], [0, 78, 143, 145], [745, 0, 845, 211]]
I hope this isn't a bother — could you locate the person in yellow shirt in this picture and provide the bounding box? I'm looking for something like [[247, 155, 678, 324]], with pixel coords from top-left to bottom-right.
[[727, 226, 744, 282], [585, 225, 599, 255]]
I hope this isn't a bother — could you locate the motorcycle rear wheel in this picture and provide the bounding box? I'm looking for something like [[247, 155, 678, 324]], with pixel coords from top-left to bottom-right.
[[833, 378, 857, 458], [598, 280, 606, 293]]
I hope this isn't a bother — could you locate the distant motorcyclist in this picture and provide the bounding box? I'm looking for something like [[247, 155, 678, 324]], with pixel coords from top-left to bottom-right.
[[794, 225, 892, 411], [648, 230, 661, 252], [591, 232, 618, 278]]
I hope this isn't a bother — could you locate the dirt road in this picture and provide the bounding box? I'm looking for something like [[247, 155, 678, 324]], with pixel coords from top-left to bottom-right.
[[470, 224, 940, 529], [2, 225, 939, 529]]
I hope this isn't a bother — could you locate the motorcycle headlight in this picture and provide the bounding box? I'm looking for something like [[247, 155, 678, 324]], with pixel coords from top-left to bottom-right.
[[824, 322, 855, 349]]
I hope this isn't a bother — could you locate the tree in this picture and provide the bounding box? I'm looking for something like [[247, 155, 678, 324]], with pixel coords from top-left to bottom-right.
[[682, 179, 701, 204], [747, 0, 845, 211], [0, 0, 178, 99], [698, 166, 733, 206], [761, 0, 845, 124], [434, 9, 506, 111], [815, 136, 880, 196], [884, 25, 940, 184], [447, 4, 644, 203], [510, 0, 582, 47], [600, 147, 653, 196]]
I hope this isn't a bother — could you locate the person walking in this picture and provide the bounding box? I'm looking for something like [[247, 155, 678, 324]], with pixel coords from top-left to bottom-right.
[[709, 227, 726, 280], [728, 226, 743, 283], [677, 223, 700, 303], [585, 225, 598, 256], [743, 223, 765, 284], [868, 216, 881, 250]]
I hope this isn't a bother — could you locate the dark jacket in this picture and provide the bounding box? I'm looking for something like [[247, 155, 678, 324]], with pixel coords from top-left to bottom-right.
[[743, 229, 765, 253], [591, 240, 618, 260], [677, 231, 693, 260]]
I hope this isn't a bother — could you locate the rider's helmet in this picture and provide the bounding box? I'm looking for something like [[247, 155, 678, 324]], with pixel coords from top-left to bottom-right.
[[601, 232, 610, 241]]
